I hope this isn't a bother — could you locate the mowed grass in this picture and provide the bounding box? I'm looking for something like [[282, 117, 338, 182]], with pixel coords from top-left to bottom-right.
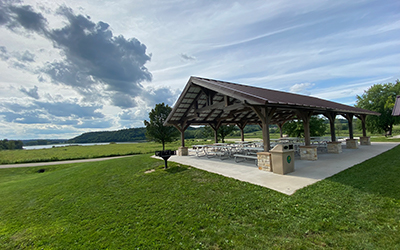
[[0, 146, 400, 249], [1, 137, 399, 165], [0, 141, 197, 164]]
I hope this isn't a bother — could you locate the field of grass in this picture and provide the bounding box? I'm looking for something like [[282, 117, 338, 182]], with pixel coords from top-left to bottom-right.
[[0, 141, 199, 165], [0, 145, 399, 249], [2, 133, 400, 165]]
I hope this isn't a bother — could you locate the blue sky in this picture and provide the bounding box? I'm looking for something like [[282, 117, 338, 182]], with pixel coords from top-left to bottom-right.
[[0, 0, 399, 139]]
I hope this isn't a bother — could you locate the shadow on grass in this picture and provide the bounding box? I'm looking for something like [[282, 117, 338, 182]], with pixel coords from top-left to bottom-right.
[[165, 165, 189, 174], [329, 145, 400, 200]]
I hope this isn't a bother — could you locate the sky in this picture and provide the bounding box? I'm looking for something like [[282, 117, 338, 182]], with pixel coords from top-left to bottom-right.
[[0, 0, 399, 140]]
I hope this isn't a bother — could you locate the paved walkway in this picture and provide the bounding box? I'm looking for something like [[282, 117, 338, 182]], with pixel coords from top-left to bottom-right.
[[165, 142, 399, 195], [0, 155, 133, 169]]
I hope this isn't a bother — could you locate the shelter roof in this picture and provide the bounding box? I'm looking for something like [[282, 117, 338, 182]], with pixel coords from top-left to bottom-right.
[[165, 76, 380, 127], [392, 95, 400, 116]]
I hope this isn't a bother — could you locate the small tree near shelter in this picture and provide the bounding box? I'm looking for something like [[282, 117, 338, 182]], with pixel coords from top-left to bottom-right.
[[144, 103, 180, 150]]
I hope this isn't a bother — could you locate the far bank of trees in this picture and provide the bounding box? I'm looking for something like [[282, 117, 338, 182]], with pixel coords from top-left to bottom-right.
[[68, 128, 147, 143], [0, 139, 23, 150]]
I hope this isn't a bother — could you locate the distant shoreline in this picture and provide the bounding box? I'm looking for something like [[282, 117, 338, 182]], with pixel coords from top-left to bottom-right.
[[23, 142, 141, 150]]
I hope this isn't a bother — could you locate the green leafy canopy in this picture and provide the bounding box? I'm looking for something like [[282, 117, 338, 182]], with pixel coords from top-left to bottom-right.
[[356, 80, 400, 135], [283, 116, 328, 137], [144, 103, 180, 150], [203, 125, 237, 143]]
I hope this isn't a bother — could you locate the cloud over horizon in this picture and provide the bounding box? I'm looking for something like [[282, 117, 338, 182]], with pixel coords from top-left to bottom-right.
[[0, 0, 399, 139], [0, 1, 179, 138], [0, 3, 158, 109]]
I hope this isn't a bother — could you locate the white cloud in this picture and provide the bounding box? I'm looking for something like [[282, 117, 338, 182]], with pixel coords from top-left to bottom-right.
[[1, 0, 400, 139], [289, 83, 315, 95]]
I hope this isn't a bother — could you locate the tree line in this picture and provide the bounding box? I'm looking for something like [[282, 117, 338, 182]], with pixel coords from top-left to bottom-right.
[[0, 139, 24, 150], [67, 128, 147, 143]]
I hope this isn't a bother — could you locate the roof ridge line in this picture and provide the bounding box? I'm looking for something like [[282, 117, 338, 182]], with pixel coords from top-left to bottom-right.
[[193, 76, 268, 103]]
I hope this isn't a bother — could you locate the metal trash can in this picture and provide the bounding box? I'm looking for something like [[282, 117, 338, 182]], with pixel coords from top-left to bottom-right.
[[270, 143, 295, 175]]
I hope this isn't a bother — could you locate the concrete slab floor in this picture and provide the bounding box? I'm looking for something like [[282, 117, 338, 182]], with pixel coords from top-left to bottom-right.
[[164, 142, 399, 195]]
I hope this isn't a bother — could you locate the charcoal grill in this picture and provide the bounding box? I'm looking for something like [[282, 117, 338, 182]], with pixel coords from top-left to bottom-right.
[[155, 150, 176, 169]]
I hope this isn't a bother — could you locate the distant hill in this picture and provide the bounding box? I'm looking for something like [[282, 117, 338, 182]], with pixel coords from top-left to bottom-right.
[[68, 128, 147, 143], [21, 125, 263, 146], [22, 139, 68, 146], [56, 124, 265, 144]]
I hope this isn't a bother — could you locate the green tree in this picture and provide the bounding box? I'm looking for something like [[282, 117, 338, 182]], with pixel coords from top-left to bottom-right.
[[203, 125, 237, 143], [283, 116, 328, 137], [218, 125, 237, 143], [0, 139, 23, 150], [356, 80, 400, 136], [144, 103, 180, 150]]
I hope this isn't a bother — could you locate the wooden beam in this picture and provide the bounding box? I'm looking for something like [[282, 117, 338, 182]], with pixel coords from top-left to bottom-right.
[[209, 123, 221, 143], [356, 114, 367, 137], [196, 101, 225, 113], [250, 106, 276, 152], [224, 95, 230, 106], [276, 121, 287, 138], [192, 101, 245, 115], [261, 107, 271, 152], [250, 106, 265, 121], [179, 91, 203, 121], [236, 121, 248, 142], [173, 123, 190, 147], [342, 113, 354, 139], [296, 110, 313, 146], [324, 111, 337, 142]]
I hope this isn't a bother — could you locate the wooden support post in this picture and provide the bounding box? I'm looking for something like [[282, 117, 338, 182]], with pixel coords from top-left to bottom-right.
[[356, 114, 371, 145], [173, 124, 190, 147], [297, 110, 313, 146], [173, 123, 190, 156], [277, 121, 286, 138], [343, 114, 354, 139], [250, 106, 275, 152], [324, 112, 337, 142], [304, 118, 311, 146], [210, 123, 220, 143], [180, 130, 185, 147], [357, 114, 367, 137], [236, 122, 247, 142], [262, 116, 270, 152]]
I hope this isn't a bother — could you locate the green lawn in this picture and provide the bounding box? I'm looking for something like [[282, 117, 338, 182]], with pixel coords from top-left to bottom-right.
[[0, 141, 197, 165], [1, 137, 400, 165], [0, 146, 399, 249]]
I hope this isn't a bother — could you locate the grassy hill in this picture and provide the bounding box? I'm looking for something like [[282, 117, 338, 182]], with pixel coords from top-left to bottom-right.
[[1, 146, 400, 249]]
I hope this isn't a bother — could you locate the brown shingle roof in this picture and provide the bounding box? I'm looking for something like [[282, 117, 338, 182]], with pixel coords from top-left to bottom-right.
[[165, 76, 380, 126]]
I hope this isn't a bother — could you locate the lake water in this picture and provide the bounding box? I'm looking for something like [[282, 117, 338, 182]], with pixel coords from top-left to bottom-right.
[[23, 142, 139, 150]]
